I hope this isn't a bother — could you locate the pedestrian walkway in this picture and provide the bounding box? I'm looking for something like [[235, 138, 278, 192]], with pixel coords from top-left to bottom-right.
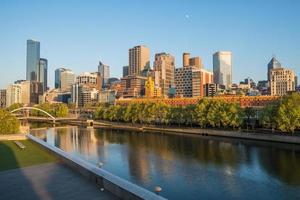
[[0, 162, 117, 200]]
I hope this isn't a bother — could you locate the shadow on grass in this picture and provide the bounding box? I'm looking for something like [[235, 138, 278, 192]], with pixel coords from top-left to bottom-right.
[[0, 141, 40, 199]]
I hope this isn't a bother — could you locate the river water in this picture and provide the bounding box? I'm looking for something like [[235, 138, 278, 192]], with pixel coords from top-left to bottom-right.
[[31, 126, 300, 200]]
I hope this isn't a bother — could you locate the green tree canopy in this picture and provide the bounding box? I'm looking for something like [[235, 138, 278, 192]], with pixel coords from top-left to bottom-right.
[[0, 109, 20, 134]]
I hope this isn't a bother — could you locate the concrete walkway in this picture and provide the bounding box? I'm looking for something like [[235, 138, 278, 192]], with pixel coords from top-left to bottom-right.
[[0, 162, 117, 200]]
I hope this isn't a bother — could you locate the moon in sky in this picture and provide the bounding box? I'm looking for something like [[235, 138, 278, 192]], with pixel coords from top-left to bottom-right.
[[185, 14, 190, 19]]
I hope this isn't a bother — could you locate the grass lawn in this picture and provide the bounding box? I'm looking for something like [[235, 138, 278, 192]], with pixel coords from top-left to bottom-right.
[[0, 140, 58, 171]]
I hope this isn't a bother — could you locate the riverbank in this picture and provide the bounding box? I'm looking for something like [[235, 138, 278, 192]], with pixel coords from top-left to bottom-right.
[[91, 120, 300, 145]]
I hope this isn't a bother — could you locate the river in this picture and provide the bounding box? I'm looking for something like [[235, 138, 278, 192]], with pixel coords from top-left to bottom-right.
[[31, 126, 300, 200]]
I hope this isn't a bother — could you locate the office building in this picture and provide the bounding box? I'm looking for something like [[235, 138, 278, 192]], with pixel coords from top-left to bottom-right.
[[55, 68, 75, 92], [270, 67, 295, 96], [6, 84, 22, 107], [213, 51, 232, 88], [267, 57, 281, 82], [98, 90, 117, 104], [18, 80, 43, 105], [175, 66, 213, 97], [204, 83, 225, 97], [183, 52, 202, 68], [55, 68, 64, 89], [98, 61, 110, 88], [120, 75, 147, 98], [129, 45, 150, 75], [26, 39, 40, 81], [38, 58, 48, 91], [189, 57, 202, 68], [183, 53, 190, 67], [60, 69, 75, 92], [71, 84, 98, 107], [0, 90, 6, 108], [123, 66, 129, 77], [153, 52, 175, 97], [76, 72, 102, 91]]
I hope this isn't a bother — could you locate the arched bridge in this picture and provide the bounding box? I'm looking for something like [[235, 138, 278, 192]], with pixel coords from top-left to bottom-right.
[[10, 107, 77, 123]]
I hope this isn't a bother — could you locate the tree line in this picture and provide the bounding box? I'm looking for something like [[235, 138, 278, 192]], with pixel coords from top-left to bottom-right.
[[95, 93, 300, 133]]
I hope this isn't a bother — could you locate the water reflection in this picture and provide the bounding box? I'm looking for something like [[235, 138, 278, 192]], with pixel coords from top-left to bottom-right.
[[31, 127, 300, 200]]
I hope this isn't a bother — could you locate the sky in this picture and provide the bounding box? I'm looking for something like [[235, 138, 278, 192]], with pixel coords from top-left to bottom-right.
[[0, 0, 299, 89]]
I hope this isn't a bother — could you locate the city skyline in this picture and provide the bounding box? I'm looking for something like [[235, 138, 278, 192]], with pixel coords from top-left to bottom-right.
[[0, 0, 300, 88]]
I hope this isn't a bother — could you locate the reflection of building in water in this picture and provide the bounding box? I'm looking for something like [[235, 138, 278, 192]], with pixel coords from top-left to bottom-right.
[[128, 146, 151, 183]]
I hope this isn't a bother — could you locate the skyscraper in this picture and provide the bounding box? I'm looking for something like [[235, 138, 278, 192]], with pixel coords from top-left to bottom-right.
[[26, 39, 40, 81], [98, 61, 110, 88], [267, 57, 281, 82], [123, 66, 129, 77], [39, 58, 48, 91], [129, 45, 150, 75], [55, 67, 75, 91], [213, 51, 232, 88], [60, 69, 75, 92], [55, 68, 64, 89], [153, 52, 175, 97]]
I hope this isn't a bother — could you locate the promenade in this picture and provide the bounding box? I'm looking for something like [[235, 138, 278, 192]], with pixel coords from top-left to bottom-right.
[[0, 162, 117, 200]]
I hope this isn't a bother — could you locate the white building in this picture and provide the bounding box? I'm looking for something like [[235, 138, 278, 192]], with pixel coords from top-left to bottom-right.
[[6, 84, 22, 107], [270, 67, 295, 96], [213, 51, 232, 88], [98, 61, 110, 88]]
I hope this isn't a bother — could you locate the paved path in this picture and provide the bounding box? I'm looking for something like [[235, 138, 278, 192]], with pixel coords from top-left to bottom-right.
[[0, 162, 117, 200]]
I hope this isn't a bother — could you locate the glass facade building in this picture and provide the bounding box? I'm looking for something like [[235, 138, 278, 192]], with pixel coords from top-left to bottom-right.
[[39, 58, 48, 91], [26, 39, 40, 81], [213, 51, 232, 88], [267, 57, 281, 81]]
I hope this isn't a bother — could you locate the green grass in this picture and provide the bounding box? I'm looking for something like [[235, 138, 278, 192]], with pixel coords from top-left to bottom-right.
[[0, 140, 58, 171]]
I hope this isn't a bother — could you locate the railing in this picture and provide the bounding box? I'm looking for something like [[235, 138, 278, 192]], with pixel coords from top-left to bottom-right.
[[27, 134, 167, 200]]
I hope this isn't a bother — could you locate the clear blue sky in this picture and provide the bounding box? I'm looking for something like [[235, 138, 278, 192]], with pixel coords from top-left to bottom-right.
[[0, 0, 299, 88]]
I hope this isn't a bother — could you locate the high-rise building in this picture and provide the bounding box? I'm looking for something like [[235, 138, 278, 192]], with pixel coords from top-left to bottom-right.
[[267, 57, 281, 82], [55, 68, 64, 89], [71, 84, 98, 107], [55, 67, 75, 91], [175, 66, 213, 97], [270, 67, 295, 96], [189, 57, 202, 68], [98, 61, 110, 88], [0, 90, 6, 108], [129, 45, 150, 75], [38, 58, 48, 91], [18, 80, 43, 105], [6, 84, 22, 107], [183, 53, 190, 67], [123, 66, 129, 77], [60, 69, 75, 92], [26, 39, 40, 81], [76, 72, 102, 91], [153, 52, 175, 97], [213, 51, 232, 88]]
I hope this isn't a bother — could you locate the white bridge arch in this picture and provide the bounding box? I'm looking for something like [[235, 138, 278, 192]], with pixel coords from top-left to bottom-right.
[[10, 107, 56, 120]]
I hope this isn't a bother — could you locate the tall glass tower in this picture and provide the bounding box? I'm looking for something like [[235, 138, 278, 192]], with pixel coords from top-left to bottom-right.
[[26, 39, 40, 81], [213, 51, 232, 88], [39, 58, 48, 91]]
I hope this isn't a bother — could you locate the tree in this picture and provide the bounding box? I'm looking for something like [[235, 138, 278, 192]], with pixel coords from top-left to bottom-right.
[[6, 103, 23, 112], [0, 109, 20, 134], [276, 93, 300, 133], [195, 98, 210, 128], [260, 103, 278, 129]]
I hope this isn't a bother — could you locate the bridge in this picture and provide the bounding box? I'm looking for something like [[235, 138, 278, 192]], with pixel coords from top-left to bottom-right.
[[10, 107, 78, 123]]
